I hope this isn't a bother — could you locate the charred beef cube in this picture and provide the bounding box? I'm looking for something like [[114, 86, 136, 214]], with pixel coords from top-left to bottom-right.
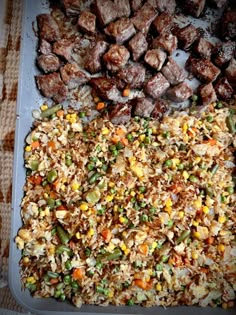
[[152, 12, 173, 34], [152, 33, 178, 55], [148, 0, 176, 14], [151, 98, 168, 119], [145, 73, 170, 98], [61, 0, 81, 16], [133, 97, 155, 117], [128, 32, 148, 61], [130, 0, 143, 11], [214, 77, 233, 100], [37, 14, 60, 42], [114, 0, 131, 18], [89, 77, 120, 101], [221, 10, 236, 40], [94, 0, 117, 26], [131, 3, 157, 34], [103, 44, 130, 72], [105, 18, 136, 44], [212, 41, 235, 67], [37, 54, 61, 73], [166, 82, 193, 102], [78, 11, 96, 34], [60, 63, 89, 89], [144, 49, 167, 70], [38, 39, 52, 55], [109, 102, 132, 124], [175, 24, 200, 50], [36, 72, 68, 101], [85, 41, 108, 74], [194, 38, 214, 59], [116, 64, 146, 89], [198, 83, 217, 106], [182, 0, 206, 18], [161, 57, 187, 85], [225, 58, 236, 87], [186, 56, 220, 83], [52, 39, 74, 62]]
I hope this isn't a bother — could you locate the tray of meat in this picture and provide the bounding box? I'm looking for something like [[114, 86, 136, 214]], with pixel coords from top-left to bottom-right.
[[9, 0, 236, 314]]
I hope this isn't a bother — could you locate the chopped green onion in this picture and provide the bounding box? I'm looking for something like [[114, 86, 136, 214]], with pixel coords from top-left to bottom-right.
[[41, 104, 62, 118], [56, 225, 70, 244], [176, 230, 190, 244]]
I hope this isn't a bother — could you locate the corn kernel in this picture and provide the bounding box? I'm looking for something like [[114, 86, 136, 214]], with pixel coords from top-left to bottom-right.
[[124, 249, 130, 255], [94, 97, 100, 103], [130, 191, 136, 197], [80, 203, 89, 211], [107, 242, 115, 251], [156, 283, 162, 291], [18, 229, 31, 241], [71, 182, 80, 191], [192, 251, 198, 259], [87, 228, 95, 237], [102, 127, 109, 135], [192, 220, 199, 227], [218, 216, 226, 224], [217, 244, 225, 252], [122, 231, 127, 238], [40, 210, 46, 217], [178, 211, 184, 218], [165, 198, 172, 207], [108, 290, 114, 298], [152, 242, 158, 249], [40, 104, 48, 111], [183, 134, 189, 143], [25, 145, 31, 152], [75, 232, 81, 239], [172, 158, 180, 167], [193, 198, 202, 209], [119, 216, 126, 224], [108, 182, 115, 187], [26, 276, 36, 284], [152, 127, 157, 134], [164, 206, 172, 214], [45, 207, 50, 217], [139, 134, 146, 142], [138, 193, 144, 200], [120, 243, 127, 251], [145, 275, 151, 282], [15, 236, 24, 250], [195, 157, 201, 164], [182, 123, 188, 133], [183, 171, 189, 179], [66, 114, 71, 121], [193, 231, 200, 239], [48, 245, 55, 255], [23, 257, 29, 264], [113, 205, 118, 212], [202, 206, 209, 214], [106, 195, 114, 202]]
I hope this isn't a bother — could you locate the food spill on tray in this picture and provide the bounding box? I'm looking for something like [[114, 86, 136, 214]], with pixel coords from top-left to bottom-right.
[[15, 0, 236, 310]]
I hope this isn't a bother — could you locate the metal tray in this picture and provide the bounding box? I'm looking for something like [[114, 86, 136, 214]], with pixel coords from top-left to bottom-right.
[[9, 1, 236, 314]]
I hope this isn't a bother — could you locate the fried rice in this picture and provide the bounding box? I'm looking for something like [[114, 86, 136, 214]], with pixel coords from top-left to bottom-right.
[[15, 104, 236, 309]]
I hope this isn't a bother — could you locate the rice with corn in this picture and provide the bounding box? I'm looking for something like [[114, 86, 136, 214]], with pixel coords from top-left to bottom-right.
[[16, 104, 236, 308]]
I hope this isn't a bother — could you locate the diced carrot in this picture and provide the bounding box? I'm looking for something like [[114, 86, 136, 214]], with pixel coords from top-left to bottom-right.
[[34, 175, 43, 185], [101, 229, 112, 243], [123, 88, 130, 97], [134, 279, 152, 290], [49, 191, 57, 199], [31, 141, 40, 149], [138, 244, 149, 256], [200, 267, 209, 274], [116, 128, 125, 137], [170, 183, 183, 194], [183, 257, 190, 265], [56, 110, 64, 117], [203, 139, 217, 146], [72, 268, 85, 280], [111, 136, 119, 144], [173, 254, 182, 267], [57, 205, 68, 210], [48, 141, 56, 150], [96, 102, 105, 111], [50, 278, 59, 284], [206, 236, 214, 245], [121, 137, 129, 146]]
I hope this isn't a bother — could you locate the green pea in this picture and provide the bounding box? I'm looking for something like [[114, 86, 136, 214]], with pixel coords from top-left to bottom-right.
[[147, 128, 152, 136], [59, 294, 66, 301], [97, 207, 105, 215], [96, 261, 103, 269], [112, 149, 119, 157], [206, 115, 214, 122], [189, 175, 198, 183], [127, 299, 134, 306], [127, 134, 133, 142], [47, 169, 58, 183], [139, 186, 146, 193], [149, 207, 156, 214], [133, 260, 142, 268], [87, 163, 95, 171], [167, 220, 173, 228], [56, 283, 64, 290], [79, 111, 86, 118], [41, 180, 48, 187], [220, 195, 226, 203], [85, 248, 91, 257], [66, 158, 72, 166], [216, 101, 223, 109], [47, 198, 55, 209], [178, 163, 184, 170], [63, 275, 71, 285], [140, 202, 146, 208], [163, 131, 170, 138], [227, 186, 234, 194], [65, 260, 72, 270], [101, 164, 108, 172], [54, 290, 62, 298], [26, 283, 37, 292], [164, 159, 172, 167], [161, 255, 169, 263], [109, 145, 116, 151], [191, 94, 198, 102], [30, 160, 39, 171], [71, 281, 79, 290], [90, 157, 98, 163], [89, 172, 101, 184], [87, 270, 94, 277], [116, 141, 123, 150], [96, 145, 102, 152], [156, 263, 163, 271], [47, 271, 59, 279], [55, 199, 62, 207], [141, 214, 149, 222]]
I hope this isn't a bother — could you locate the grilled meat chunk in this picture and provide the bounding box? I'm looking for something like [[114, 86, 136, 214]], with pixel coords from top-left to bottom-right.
[[212, 41, 235, 67], [52, 39, 75, 62], [221, 9, 236, 40], [152, 32, 178, 55], [198, 83, 217, 106], [38, 39, 52, 55], [152, 12, 173, 34], [186, 56, 220, 83], [182, 0, 206, 18], [194, 38, 214, 59], [89, 77, 120, 101], [144, 49, 167, 70], [151, 98, 168, 119], [116, 64, 146, 89], [60, 63, 89, 89], [78, 11, 96, 34], [103, 44, 130, 72], [105, 18, 136, 44], [133, 97, 155, 117], [131, 3, 157, 34], [37, 54, 61, 73], [148, 0, 176, 14], [145, 73, 170, 98], [174, 24, 200, 50], [61, 0, 82, 16], [214, 77, 233, 100], [37, 14, 60, 42], [93, 0, 117, 26], [109, 102, 132, 124], [166, 82, 193, 102], [128, 32, 148, 61], [114, 0, 131, 18], [85, 40, 108, 74], [161, 57, 187, 85], [225, 58, 236, 87]]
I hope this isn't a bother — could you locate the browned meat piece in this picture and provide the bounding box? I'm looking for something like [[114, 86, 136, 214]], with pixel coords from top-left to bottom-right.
[[152, 12, 173, 34], [221, 10, 236, 40], [225, 58, 236, 87], [37, 54, 61, 73], [214, 77, 233, 100], [60, 63, 89, 89], [130, 0, 143, 11], [161, 57, 187, 85], [89, 77, 120, 101], [210, 0, 227, 8], [93, 0, 117, 26], [133, 97, 155, 117], [114, 0, 131, 18], [116, 64, 146, 89], [212, 41, 235, 67], [109, 103, 132, 124], [78, 11, 96, 34], [37, 14, 60, 43], [151, 98, 168, 119], [52, 39, 74, 62], [182, 0, 206, 18], [104, 18, 136, 44], [61, 0, 81, 16], [152, 33, 178, 55], [131, 3, 157, 34], [36, 72, 68, 101], [103, 44, 130, 72], [166, 82, 193, 102], [198, 83, 217, 106], [148, 0, 176, 14], [128, 32, 148, 61], [186, 56, 220, 83], [85, 41, 108, 74], [174, 24, 200, 50], [145, 73, 170, 98], [144, 49, 167, 70], [38, 39, 52, 55], [194, 38, 214, 59]]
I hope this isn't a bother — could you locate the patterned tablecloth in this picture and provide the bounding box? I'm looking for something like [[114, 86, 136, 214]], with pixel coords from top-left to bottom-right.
[[0, 0, 31, 314]]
